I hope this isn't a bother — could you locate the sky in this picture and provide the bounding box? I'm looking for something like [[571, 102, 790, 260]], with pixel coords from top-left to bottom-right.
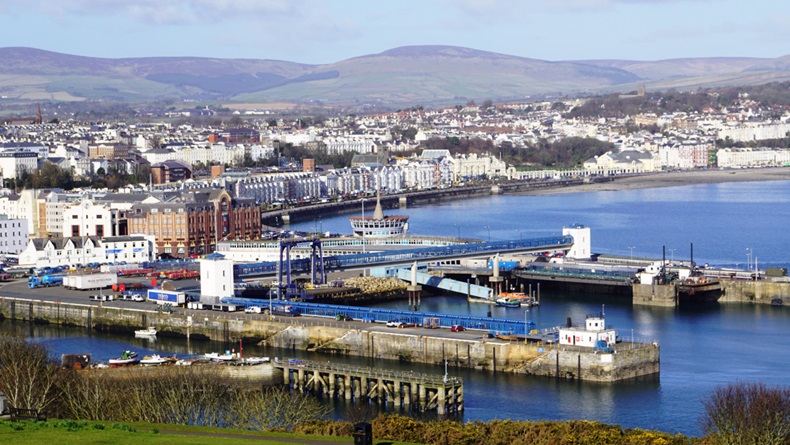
[[3, 0, 789, 64]]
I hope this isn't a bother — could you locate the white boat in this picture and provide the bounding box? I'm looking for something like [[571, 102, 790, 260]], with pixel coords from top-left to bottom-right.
[[108, 350, 139, 365], [205, 351, 235, 361], [139, 354, 168, 366], [242, 356, 270, 365], [134, 326, 157, 337]]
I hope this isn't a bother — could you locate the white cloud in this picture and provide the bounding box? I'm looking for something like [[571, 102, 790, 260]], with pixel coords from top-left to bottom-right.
[[11, 0, 305, 25]]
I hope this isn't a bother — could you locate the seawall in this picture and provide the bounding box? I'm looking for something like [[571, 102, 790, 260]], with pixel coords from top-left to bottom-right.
[[0, 297, 658, 382], [632, 280, 790, 307]]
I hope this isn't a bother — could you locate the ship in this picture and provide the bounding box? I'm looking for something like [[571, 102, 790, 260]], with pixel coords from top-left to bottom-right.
[[675, 276, 723, 305], [349, 191, 409, 238]]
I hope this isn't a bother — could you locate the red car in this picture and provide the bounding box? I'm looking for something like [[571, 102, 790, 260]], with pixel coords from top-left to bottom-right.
[[450, 325, 465, 332]]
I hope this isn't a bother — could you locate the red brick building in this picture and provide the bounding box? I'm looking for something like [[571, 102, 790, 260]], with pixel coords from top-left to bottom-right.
[[150, 160, 193, 185], [127, 189, 260, 258]]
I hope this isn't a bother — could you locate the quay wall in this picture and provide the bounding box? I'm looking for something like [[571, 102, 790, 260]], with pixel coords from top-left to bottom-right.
[[632, 284, 677, 307], [633, 281, 790, 307], [0, 297, 657, 382], [720, 280, 790, 304], [517, 342, 660, 383]]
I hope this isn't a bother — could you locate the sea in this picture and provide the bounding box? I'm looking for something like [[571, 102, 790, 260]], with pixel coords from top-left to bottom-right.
[[4, 179, 790, 437]]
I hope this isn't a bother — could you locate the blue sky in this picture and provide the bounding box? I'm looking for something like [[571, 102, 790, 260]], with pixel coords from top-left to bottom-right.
[[3, 0, 789, 64]]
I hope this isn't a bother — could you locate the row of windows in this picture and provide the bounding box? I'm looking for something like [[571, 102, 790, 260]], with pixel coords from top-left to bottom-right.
[[71, 214, 104, 219], [0, 223, 23, 228]]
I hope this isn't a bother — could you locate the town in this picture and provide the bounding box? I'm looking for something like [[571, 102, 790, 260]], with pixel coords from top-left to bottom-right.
[[2, 88, 790, 264]]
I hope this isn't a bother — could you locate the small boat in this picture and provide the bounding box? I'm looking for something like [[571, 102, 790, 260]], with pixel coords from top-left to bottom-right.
[[498, 292, 539, 307], [108, 350, 139, 366], [205, 352, 235, 362], [134, 326, 157, 337], [139, 354, 167, 366], [496, 297, 521, 308], [241, 356, 270, 365]]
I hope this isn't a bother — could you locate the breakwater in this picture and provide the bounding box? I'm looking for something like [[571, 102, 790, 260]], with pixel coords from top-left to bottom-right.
[[0, 297, 658, 383]]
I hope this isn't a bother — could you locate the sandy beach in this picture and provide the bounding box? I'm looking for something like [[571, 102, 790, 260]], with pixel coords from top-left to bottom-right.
[[521, 167, 790, 195]]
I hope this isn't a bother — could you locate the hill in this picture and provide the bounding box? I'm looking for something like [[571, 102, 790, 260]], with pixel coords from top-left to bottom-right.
[[1, 46, 789, 106]]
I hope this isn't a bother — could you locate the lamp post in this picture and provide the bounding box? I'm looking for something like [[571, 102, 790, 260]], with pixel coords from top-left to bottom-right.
[[628, 246, 635, 261], [484, 225, 491, 242], [746, 248, 752, 272], [455, 223, 461, 240], [524, 309, 529, 339], [669, 248, 676, 264]]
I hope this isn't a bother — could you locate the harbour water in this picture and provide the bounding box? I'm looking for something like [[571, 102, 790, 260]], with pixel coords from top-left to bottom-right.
[[6, 179, 790, 437]]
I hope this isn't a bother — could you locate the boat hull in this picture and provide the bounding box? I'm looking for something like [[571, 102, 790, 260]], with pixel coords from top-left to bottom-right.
[[677, 281, 723, 305]]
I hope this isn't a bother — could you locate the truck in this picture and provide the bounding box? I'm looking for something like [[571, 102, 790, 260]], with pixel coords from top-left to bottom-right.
[[147, 289, 186, 306], [28, 274, 65, 288], [63, 273, 118, 290], [271, 305, 301, 317], [100, 263, 140, 274]]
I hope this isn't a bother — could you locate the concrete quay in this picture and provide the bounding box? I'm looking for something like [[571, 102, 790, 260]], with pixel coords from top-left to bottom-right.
[[0, 294, 658, 383]]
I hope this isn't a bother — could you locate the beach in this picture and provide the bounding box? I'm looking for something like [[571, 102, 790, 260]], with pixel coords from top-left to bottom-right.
[[522, 167, 790, 195]]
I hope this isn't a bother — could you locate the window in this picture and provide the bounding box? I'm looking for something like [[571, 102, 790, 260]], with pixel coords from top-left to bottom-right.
[[71, 225, 79, 237], [96, 226, 104, 237]]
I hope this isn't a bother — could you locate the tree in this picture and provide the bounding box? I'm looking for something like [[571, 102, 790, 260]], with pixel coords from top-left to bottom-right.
[[701, 382, 790, 445], [228, 115, 245, 127], [481, 99, 494, 110], [0, 334, 64, 413]]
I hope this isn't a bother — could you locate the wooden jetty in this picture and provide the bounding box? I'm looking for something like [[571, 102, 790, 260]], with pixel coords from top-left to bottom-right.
[[275, 359, 463, 415]]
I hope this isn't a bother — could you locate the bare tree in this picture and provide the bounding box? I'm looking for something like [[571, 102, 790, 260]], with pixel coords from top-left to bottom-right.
[[701, 382, 790, 445], [0, 334, 63, 413], [56, 371, 121, 420], [228, 386, 332, 431]]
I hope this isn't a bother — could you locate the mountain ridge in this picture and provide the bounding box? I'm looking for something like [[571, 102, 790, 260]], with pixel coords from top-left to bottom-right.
[[1, 45, 788, 106]]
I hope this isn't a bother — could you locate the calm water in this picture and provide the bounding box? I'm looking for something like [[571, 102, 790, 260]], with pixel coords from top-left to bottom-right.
[[7, 180, 790, 437]]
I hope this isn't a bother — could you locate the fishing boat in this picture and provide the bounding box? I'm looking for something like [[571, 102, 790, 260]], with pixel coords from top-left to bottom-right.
[[108, 350, 139, 366], [495, 296, 521, 308], [139, 354, 168, 366], [134, 326, 157, 337], [497, 292, 539, 307]]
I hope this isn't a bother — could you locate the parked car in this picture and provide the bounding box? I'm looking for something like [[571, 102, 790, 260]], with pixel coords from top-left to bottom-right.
[[386, 320, 404, 328], [450, 325, 466, 332]]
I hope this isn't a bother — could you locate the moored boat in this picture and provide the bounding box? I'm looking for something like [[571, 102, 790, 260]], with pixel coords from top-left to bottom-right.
[[241, 356, 270, 365], [497, 291, 539, 307], [108, 350, 139, 366], [676, 276, 722, 305], [205, 351, 235, 362], [134, 326, 157, 337], [139, 354, 168, 366], [495, 297, 521, 308]]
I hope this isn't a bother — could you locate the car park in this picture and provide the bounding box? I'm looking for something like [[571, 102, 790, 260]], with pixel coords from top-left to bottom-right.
[[450, 325, 466, 332]]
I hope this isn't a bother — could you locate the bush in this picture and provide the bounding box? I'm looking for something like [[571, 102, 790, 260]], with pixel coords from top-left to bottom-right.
[[701, 382, 790, 445]]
